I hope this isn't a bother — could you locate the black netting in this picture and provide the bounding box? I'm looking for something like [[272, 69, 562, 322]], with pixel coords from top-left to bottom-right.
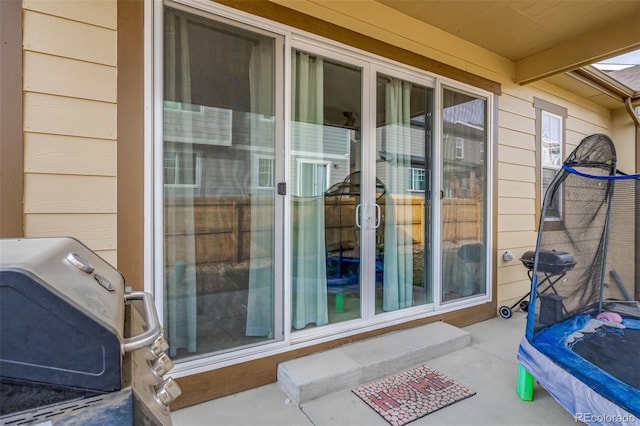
[[527, 134, 640, 337]]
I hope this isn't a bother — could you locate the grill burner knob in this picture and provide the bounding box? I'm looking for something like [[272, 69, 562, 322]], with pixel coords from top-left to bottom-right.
[[149, 335, 170, 358], [151, 353, 174, 378], [155, 377, 183, 407]]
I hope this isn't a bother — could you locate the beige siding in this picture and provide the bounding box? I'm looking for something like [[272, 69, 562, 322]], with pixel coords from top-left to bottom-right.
[[23, 10, 116, 65], [497, 127, 535, 150], [22, 3, 117, 263], [24, 93, 116, 139], [25, 214, 116, 250], [498, 231, 537, 250], [24, 51, 117, 102], [23, 0, 117, 30], [498, 197, 534, 215], [24, 133, 116, 176], [498, 163, 535, 183], [24, 174, 116, 214]]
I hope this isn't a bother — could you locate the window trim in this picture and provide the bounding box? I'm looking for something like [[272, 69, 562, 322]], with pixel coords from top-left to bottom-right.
[[534, 97, 567, 231], [0, 0, 23, 238]]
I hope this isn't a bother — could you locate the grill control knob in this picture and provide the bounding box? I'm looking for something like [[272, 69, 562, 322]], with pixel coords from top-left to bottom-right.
[[151, 353, 174, 378], [149, 336, 170, 358], [155, 377, 182, 407]]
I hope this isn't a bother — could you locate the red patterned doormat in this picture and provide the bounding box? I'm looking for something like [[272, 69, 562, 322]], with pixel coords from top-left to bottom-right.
[[352, 365, 476, 426]]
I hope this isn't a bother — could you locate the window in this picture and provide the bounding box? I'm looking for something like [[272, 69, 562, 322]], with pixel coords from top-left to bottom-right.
[[161, 7, 283, 361], [257, 156, 274, 188], [297, 160, 329, 196], [164, 150, 200, 187], [455, 137, 464, 159], [409, 167, 425, 191], [534, 98, 567, 227]]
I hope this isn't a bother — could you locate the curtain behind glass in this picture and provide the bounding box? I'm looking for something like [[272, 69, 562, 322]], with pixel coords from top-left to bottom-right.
[[383, 78, 414, 311], [164, 11, 197, 356], [291, 51, 328, 329], [246, 41, 275, 337]]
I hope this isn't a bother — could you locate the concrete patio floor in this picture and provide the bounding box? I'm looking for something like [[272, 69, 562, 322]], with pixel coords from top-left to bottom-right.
[[172, 311, 579, 426]]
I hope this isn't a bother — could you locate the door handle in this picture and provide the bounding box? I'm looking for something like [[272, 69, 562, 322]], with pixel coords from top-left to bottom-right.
[[373, 203, 381, 229], [355, 203, 362, 228]]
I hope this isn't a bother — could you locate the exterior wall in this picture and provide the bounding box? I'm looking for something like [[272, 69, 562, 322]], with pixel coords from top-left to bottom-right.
[[496, 81, 611, 309], [14, 0, 626, 408], [21, 0, 118, 265]]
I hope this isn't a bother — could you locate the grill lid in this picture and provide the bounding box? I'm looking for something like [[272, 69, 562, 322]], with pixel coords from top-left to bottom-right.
[[520, 249, 576, 274], [0, 238, 125, 331], [0, 237, 126, 392]]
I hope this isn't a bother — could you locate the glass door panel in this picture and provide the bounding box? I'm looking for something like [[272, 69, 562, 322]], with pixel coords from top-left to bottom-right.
[[375, 74, 433, 313], [162, 8, 282, 359], [291, 49, 363, 329], [441, 88, 487, 302]]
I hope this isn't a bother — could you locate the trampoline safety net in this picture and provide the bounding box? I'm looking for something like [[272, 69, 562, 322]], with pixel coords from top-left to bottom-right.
[[526, 133, 640, 340]]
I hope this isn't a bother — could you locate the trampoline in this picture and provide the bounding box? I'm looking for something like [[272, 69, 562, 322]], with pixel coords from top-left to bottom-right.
[[515, 134, 640, 424]]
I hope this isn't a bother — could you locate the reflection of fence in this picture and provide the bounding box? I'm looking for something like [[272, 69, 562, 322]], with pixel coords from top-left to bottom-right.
[[165, 196, 482, 266], [442, 198, 483, 243]]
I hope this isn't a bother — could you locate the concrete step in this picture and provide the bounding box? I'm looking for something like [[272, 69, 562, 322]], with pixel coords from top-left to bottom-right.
[[277, 321, 471, 405]]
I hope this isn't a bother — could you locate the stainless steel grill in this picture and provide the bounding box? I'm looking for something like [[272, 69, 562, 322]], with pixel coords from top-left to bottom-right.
[[0, 237, 181, 425]]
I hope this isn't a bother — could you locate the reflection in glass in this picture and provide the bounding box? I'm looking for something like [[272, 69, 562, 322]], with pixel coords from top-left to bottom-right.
[[163, 8, 279, 359], [375, 74, 433, 313], [441, 89, 487, 302], [291, 50, 363, 329]]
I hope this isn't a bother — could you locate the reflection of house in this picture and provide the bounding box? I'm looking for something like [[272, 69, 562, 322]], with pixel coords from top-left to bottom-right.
[[164, 104, 354, 197], [2, 0, 639, 412], [164, 105, 275, 196], [291, 122, 353, 196], [442, 98, 486, 199]]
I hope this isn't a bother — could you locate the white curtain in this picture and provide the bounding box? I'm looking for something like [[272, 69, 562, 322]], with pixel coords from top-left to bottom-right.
[[383, 78, 414, 311], [164, 12, 197, 356], [291, 51, 328, 329], [246, 41, 275, 337]]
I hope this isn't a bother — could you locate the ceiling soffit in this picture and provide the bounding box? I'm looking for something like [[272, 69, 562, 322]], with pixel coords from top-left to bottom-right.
[[376, 0, 640, 86]]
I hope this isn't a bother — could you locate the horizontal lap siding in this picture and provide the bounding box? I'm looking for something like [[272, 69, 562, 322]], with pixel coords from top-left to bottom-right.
[[22, 2, 117, 264], [496, 81, 611, 308]]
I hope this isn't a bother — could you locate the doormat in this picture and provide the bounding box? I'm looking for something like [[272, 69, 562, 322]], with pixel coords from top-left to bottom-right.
[[352, 365, 475, 426]]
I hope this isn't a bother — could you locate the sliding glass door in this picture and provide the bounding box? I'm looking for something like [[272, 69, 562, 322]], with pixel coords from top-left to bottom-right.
[[290, 49, 363, 328], [162, 8, 284, 359], [375, 73, 434, 313], [159, 5, 491, 362], [289, 52, 440, 330]]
